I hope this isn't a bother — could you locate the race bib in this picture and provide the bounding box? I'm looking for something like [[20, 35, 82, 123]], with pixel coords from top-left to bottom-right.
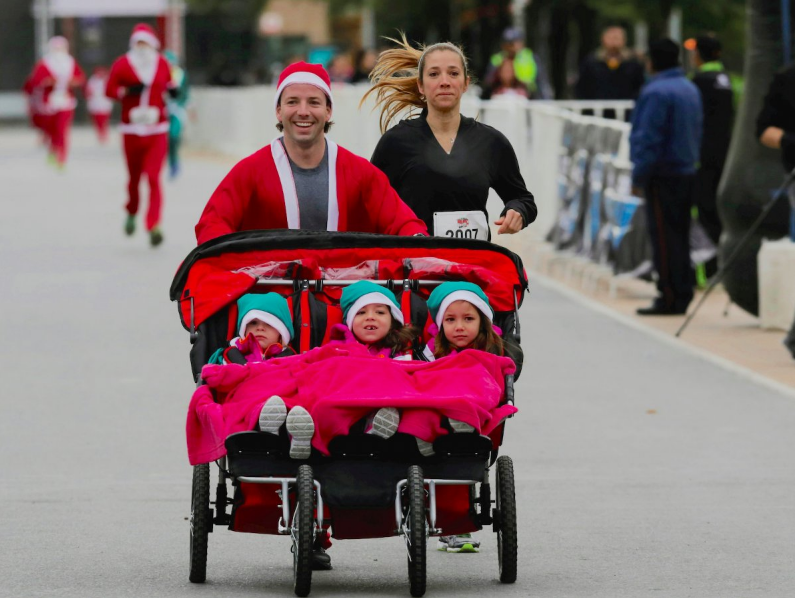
[[129, 106, 160, 125], [433, 210, 489, 240]]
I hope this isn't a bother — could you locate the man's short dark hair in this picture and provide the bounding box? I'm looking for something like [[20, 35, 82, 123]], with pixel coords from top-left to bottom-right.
[[696, 35, 722, 63], [649, 38, 680, 72]]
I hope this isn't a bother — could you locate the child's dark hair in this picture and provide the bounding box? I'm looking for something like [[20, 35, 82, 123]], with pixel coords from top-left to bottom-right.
[[434, 306, 504, 359], [376, 318, 419, 356]]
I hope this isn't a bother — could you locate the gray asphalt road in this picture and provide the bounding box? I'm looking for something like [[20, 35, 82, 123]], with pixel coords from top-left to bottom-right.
[[1, 127, 794, 598]]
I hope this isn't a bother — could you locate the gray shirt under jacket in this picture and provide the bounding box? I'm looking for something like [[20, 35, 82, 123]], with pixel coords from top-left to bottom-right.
[[287, 139, 329, 231]]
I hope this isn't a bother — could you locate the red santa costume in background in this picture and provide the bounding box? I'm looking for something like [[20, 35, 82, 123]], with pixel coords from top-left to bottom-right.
[[86, 67, 113, 143], [106, 24, 173, 244], [23, 36, 85, 167], [195, 61, 427, 244]]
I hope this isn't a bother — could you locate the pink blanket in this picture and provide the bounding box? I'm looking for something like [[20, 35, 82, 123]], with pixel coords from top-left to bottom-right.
[[186, 344, 517, 465]]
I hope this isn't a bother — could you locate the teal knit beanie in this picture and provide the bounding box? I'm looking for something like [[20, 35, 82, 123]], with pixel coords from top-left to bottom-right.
[[427, 281, 494, 329], [236, 293, 294, 344], [340, 280, 403, 329]]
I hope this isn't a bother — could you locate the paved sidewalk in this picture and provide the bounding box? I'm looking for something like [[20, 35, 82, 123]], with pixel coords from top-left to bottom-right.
[[499, 235, 795, 393]]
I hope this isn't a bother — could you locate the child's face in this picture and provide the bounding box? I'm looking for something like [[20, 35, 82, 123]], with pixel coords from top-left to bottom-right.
[[442, 300, 481, 349], [244, 318, 282, 351], [351, 303, 392, 345]]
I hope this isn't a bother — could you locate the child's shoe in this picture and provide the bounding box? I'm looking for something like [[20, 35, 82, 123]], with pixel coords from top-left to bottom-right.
[[258, 395, 287, 435], [449, 418, 475, 433], [415, 437, 435, 457], [437, 533, 480, 553], [364, 407, 400, 439], [286, 406, 314, 459]]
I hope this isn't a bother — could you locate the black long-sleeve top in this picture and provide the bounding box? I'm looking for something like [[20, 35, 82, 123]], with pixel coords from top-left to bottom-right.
[[370, 109, 537, 236], [756, 64, 795, 171]]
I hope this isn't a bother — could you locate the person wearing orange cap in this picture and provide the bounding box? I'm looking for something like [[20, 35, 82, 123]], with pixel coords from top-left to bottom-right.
[[194, 61, 427, 245], [106, 23, 175, 247], [23, 36, 85, 169]]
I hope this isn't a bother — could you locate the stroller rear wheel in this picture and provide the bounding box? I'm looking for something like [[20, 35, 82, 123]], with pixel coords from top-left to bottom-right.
[[405, 465, 427, 597], [293, 464, 315, 597], [189, 463, 211, 583], [494, 456, 518, 583]]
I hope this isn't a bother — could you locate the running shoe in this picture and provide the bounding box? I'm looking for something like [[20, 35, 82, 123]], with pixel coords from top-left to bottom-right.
[[364, 407, 400, 439], [415, 437, 435, 457], [124, 215, 136, 236], [149, 227, 164, 247], [258, 395, 287, 435], [286, 406, 314, 459], [448, 419, 475, 433], [437, 533, 480, 553]]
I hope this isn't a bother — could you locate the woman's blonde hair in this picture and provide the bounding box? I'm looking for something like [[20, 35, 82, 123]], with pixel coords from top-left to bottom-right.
[[361, 33, 470, 133]]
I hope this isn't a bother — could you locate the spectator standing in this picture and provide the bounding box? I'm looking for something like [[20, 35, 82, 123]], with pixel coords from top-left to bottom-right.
[[756, 62, 795, 357], [481, 58, 529, 100], [351, 48, 378, 83], [86, 66, 113, 143], [106, 23, 174, 247], [327, 54, 354, 83], [163, 50, 191, 179], [23, 36, 85, 169], [575, 25, 645, 118], [486, 27, 550, 99], [630, 39, 703, 315], [691, 35, 734, 274]]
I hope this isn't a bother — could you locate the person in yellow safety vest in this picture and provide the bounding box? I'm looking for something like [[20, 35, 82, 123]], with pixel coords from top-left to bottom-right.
[[487, 27, 549, 99]]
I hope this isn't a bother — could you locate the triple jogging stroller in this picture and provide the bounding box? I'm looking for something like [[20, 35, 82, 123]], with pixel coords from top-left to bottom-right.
[[170, 230, 527, 596]]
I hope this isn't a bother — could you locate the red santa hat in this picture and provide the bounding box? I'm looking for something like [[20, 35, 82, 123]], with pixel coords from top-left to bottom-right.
[[274, 61, 334, 110], [129, 23, 160, 50]]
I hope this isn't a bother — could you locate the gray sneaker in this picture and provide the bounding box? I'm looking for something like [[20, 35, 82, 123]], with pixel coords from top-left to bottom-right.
[[437, 533, 480, 553], [364, 407, 400, 439], [258, 395, 287, 435], [286, 406, 314, 459]]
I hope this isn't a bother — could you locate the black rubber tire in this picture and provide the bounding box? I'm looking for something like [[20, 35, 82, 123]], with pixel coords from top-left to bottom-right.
[[406, 465, 427, 597], [189, 463, 211, 583], [293, 464, 314, 597], [495, 456, 518, 583]]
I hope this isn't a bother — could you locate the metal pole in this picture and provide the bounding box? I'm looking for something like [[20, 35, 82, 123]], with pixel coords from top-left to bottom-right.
[[676, 165, 795, 337], [33, 0, 51, 60]]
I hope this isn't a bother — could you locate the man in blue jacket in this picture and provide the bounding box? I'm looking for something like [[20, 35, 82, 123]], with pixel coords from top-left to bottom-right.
[[630, 38, 703, 315]]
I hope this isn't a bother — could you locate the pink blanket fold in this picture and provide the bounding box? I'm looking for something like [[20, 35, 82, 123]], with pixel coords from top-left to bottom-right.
[[186, 344, 517, 465]]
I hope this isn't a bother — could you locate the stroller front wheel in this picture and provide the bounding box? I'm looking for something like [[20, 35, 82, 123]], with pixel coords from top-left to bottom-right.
[[495, 456, 518, 583], [189, 463, 211, 583], [293, 464, 315, 597]]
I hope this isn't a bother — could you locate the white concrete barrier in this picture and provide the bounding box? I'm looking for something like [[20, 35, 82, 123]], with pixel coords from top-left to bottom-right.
[[758, 238, 795, 330]]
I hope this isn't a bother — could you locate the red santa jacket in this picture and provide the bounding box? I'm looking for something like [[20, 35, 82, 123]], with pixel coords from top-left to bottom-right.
[[106, 52, 172, 136], [195, 138, 428, 243], [24, 57, 85, 114]]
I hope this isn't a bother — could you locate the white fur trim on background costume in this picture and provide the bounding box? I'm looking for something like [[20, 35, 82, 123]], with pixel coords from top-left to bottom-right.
[[238, 310, 292, 344], [130, 30, 160, 50], [273, 72, 334, 110], [435, 290, 494, 330], [346, 292, 404, 330], [270, 137, 339, 231]]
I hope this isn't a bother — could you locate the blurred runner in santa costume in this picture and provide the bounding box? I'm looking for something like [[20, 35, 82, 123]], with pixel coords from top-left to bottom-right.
[[24, 36, 85, 169], [86, 66, 113, 143], [106, 23, 175, 247]]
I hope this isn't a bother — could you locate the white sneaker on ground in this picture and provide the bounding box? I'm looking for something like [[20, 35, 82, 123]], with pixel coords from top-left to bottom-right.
[[449, 419, 475, 433], [258, 395, 287, 435], [437, 534, 480, 553], [286, 406, 314, 459], [364, 407, 400, 439]]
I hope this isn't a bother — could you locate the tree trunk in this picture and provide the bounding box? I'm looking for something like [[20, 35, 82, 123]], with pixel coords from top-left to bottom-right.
[[717, 0, 791, 315]]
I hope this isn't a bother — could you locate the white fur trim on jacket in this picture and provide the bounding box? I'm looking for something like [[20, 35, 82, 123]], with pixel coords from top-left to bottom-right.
[[274, 72, 334, 110], [346, 292, 404, 330], [435, 290, 494, 330], [130, 30, 160, 50], [270, 137, 339, 231], [238, 310, 292, 345]]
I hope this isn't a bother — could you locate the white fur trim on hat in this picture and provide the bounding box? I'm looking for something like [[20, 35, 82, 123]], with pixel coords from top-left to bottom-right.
[[239, 310, 292, 344], [435, 290, 493, 330], [274, 72, 334, 110], [130, 29, 160, 50], [346, 292, 404, 330]]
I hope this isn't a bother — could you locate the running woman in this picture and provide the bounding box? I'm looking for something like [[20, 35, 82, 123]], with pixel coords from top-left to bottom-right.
[[364, 34, 538, 240]]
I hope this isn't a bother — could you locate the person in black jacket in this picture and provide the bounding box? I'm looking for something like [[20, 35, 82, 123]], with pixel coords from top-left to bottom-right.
[[575, 25, 645, 119], [691, 35, 735, 275], [362, 34, 537, 240], [757, 62, 795, 358]]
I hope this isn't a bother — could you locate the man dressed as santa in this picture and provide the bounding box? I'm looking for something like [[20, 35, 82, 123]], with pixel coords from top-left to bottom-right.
[[23, 36, 85, 169], [85, 66, 113, 143], [194, 61, 428, 244], [106, 23, 174, 247]]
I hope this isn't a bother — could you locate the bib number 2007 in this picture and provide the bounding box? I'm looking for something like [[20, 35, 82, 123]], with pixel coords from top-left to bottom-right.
[[444, 228, 479, 239]]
